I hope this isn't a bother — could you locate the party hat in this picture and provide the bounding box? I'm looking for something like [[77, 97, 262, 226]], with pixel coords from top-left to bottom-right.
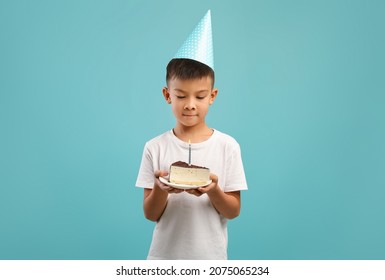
[[174, 10, 214, 70]]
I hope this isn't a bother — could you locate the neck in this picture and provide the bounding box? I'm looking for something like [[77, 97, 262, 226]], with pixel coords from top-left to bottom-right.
[[173, 123, 213, 143]]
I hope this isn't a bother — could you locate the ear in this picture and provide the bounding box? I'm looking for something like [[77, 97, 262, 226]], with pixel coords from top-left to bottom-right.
[[209, 88, 218, 105], [162, 87, 172, 104]]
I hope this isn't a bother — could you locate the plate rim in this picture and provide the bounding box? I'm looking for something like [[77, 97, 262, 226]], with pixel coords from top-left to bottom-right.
[[159, 176, 212, 189]]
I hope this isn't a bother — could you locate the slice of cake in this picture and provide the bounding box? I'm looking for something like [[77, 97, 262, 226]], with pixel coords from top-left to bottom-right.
[[169, 161, 210, 185]]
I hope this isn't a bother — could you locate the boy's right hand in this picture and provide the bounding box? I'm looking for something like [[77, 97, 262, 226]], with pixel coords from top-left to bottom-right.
[[154, 170, 184, 194]]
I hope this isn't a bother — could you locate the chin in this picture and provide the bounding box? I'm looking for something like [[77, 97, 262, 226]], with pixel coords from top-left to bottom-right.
[[178, 120, 198, 127]]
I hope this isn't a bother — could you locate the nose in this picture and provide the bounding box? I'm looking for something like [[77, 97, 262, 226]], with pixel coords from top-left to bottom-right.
[[184, 97, 196, 110]]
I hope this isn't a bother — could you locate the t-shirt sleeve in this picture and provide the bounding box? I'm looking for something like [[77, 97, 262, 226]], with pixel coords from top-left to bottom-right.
[[135, 143, 155, 189], [223, 142, 248, 192]]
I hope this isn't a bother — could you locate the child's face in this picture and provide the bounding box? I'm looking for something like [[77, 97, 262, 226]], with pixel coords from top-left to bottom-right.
[[163, 77, 218, 129]]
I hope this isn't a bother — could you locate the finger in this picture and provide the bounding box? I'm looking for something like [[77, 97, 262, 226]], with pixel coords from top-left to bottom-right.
[[156, 177, 166, 188], [197, 187, 206, 193], [155, 170, 169, 178], [198, 186, 212, 193], [209, 173, 218, 183], [159, 185, 171, 191], [169, 188, 184, 194], [194, 190, 203, 196], [198, 178, 217, 193], [185, 189, 202, 196]]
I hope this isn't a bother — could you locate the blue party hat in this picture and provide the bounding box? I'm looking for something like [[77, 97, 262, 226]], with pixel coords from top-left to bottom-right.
[[174, 10, 214, 70]]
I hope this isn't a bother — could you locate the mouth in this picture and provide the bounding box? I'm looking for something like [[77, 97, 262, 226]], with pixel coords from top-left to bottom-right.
[[183, 114, 198, 117]]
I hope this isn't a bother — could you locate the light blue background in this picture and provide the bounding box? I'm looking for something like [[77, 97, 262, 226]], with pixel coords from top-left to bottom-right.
[[1, 0, 384, 259]]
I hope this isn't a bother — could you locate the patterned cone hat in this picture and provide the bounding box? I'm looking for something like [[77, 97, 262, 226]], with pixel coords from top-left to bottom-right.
[[174, 10, 214, 70]]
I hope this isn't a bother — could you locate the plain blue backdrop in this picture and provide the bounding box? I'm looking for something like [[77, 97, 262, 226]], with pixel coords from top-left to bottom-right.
[[1, 0, 384, 259]]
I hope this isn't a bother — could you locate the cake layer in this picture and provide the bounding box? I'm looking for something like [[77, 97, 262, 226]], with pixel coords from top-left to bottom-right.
[[169, 161, 210, 185]]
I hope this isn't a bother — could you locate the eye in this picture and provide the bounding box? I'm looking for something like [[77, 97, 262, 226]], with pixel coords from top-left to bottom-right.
[[176, 96, 186, 99], [196, 96, 205, 100]]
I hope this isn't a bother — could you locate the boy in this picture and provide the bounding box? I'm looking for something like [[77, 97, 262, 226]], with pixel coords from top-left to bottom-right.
[[136, 11, 247, 259]]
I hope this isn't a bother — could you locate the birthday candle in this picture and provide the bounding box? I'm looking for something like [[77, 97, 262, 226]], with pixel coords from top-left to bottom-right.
[[188, 139, 191, 166]]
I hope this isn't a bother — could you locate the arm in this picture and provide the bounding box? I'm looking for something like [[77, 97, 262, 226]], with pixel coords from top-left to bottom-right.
[[143, 170, 184, 222], [185, 174, 241, 219]]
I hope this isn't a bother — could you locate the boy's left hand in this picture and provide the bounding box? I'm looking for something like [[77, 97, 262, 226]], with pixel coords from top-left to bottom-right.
[[185, 173, 219, 197]]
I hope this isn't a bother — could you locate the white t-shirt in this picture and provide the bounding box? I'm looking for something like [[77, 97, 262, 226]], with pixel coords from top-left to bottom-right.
[[135, 129, 248, 259]]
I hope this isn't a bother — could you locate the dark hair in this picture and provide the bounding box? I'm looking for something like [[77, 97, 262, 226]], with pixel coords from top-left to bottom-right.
[[166, 58, 215, 87]]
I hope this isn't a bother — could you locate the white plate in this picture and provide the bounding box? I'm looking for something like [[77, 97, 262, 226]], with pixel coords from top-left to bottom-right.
[[159, 176, 212, 190]]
